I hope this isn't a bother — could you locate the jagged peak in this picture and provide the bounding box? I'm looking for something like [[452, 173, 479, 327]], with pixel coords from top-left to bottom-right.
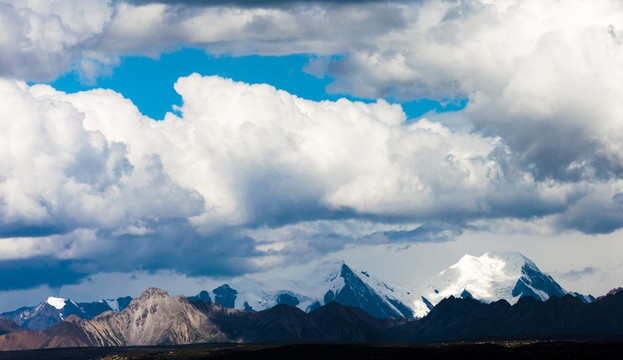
[[606, 287, 623, 296], [596, 287, 623, 301], [138, 287, 170, 300]]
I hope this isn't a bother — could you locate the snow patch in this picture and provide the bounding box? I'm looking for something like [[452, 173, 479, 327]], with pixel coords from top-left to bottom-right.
[[105, 299, 120, 312], [46, 297, 67, 310]]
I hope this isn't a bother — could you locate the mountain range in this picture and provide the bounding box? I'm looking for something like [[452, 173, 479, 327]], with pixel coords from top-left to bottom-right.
[[0, 251, 610, 351], [0, 252, 594, 332], [0, 286, 622, 351]]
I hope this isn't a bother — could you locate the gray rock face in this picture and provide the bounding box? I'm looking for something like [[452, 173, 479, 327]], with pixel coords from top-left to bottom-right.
[[73, 288, 227, 346]]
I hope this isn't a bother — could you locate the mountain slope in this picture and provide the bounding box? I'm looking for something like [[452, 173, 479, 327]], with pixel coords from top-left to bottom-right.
[[411, 252, 580, 317], [0, 321, 93, 351], [0, 318, 24, 336]]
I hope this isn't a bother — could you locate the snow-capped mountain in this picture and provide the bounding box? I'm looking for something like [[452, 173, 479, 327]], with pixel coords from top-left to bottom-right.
[[190, 260, 418, 319], [1, 253, 595, 326], [411, 252, 591, 318], [0, 296, 132, 331]]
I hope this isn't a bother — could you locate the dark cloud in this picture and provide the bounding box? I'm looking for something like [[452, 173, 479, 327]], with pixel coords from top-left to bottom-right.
[[0, 257, 91, 291]]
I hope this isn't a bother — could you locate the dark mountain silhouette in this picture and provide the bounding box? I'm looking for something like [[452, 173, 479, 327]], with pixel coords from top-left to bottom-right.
[[392, 289, 623, 343]]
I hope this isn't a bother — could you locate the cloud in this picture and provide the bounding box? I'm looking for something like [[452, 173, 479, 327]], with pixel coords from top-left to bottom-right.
[[0, 0, 406, 80], [3, 0, 623, 290], [124, 0, 392, 7], [1, 73, 623, 292], [0, 0, 115, 81], [316, 0, 623, 182], [0, 74, 583, 291], [5, 0, 622, 186], [557, 266, 597, 281]]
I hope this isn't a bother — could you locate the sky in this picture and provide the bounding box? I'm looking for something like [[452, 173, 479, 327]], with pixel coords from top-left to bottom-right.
[[1, 0, 623, 311]]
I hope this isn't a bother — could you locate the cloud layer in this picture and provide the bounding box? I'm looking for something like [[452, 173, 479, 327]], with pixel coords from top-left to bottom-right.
[[2, 0, 623, 291], [3, 0, 623, 182], [2, 72, 620, 290]]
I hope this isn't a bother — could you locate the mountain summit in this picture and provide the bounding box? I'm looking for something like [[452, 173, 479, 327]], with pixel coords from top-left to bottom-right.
[[190, 260, 416, 319], [411, 252, 582, 318]]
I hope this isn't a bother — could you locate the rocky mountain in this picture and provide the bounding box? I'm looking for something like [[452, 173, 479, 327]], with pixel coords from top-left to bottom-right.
[[2, 286, 623, 351], [391, 288, 623, 343], [0, 296, 132, 331], [72, 288, 228, 346], [411, 252, 592, 317], [0, 288, 395, 350], [189, 260, 417, 319]]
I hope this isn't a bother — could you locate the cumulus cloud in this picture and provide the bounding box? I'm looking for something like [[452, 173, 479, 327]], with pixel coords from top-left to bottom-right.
[[0, 0, 405, 80], [0, 0, 114, 81], [0, 74, 583, 290], [318, 0, 623, 182], [5, 0, 622, 184], [3, 0, 623, 291]]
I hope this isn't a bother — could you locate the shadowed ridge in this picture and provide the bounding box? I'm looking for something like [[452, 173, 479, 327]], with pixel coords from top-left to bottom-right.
[[243, 304, 321, 342], [596, 287, 623, 301], [391, 289, 623, 343], [309, 301, 391, 342], [0, 318, 25, 336], [0, 319, 93, 351]]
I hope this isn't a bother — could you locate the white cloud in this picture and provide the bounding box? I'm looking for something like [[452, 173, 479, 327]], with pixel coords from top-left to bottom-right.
[[0, 73, 591, 285], [0, 78, 203, 245], [3, 0, 623, 290], [318, 0, 623, 182], [4, 0, 621, 184], [0, 0, 114, 80]]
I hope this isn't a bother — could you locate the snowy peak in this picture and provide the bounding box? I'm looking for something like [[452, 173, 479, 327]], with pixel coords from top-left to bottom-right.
[[188, 260, 416, 319], [412, 252, 570, 318]]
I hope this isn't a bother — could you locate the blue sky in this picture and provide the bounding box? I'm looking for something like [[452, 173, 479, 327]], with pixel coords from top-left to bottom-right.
[[1, 0, 623, 311], [50, 48, 464, 121]]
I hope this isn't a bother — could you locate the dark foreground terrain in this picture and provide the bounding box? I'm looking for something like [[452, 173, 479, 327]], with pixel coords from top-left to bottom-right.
[[2, 341, 623, 360]]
